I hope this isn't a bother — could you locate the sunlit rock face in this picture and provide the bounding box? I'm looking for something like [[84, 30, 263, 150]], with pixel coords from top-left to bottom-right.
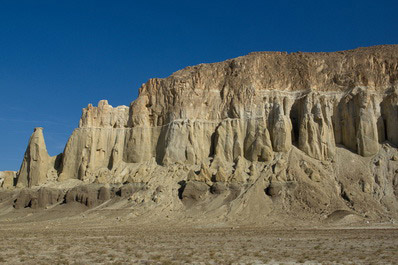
[[16, 127, 59, 187], [5, 45, 398, 223], [0, 171, 16, 189], [43, 45, 397, 183]]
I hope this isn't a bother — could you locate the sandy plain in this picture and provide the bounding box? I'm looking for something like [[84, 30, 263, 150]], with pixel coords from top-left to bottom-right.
[[0, 211, 397, 265]]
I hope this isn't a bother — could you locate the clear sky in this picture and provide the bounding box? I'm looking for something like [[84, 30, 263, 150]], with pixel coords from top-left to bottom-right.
[[1, 0, 397, 171]]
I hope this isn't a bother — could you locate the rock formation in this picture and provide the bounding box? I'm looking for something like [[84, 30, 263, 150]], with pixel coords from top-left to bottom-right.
[[0, 171, 16, 189], [1, 45, 398, 224], [16, 127, 60, 187]]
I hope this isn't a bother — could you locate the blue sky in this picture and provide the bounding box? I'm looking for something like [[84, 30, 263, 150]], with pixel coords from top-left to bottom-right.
[[1, 0, 397, 171]]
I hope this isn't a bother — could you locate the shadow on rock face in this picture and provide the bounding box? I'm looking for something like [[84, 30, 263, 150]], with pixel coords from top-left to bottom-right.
[[210, 182, 228, 195], [64, 186, 100, 208], [14, 188, 64, 209], [179, 180, 245, 207], [177, 180, 186, 200], [264, 182, 282, 197], [11, 183, 149, 210]]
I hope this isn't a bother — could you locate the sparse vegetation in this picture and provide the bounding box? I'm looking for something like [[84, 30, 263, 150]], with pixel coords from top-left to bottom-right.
[[0, 222, 396, 264]]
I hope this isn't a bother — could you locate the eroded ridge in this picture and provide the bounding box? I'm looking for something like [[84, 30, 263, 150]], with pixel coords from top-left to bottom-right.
[[1, 45, 398, 225]]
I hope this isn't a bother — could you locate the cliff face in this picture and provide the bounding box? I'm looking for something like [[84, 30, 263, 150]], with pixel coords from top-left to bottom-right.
[[4, 45, 398, 224], [54, 45, 398, 180], [0, 171, 16, 189], [16, 128, 60, 187]]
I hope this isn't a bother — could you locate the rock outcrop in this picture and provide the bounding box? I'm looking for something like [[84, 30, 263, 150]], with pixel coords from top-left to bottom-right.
[[2, 45, 398, 224], [0, 171, 16, 189], [55, 45, 398, 181], [16, 127, 60, 187], [68, 47, 392, 176]]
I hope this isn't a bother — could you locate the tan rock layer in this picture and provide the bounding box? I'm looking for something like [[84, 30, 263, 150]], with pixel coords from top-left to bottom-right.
[[16, 128, 60, 187], [12, 45, 398, 186], [0, 171, 16, 189]]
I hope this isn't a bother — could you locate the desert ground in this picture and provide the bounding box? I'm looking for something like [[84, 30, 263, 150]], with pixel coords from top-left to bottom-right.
[[0, 211, 397, 265]]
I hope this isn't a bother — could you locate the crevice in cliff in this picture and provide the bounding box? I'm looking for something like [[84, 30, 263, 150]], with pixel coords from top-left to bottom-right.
[[331, 103, 341, 146], [377, 117, 387, 143], [107, 150, 115, 170], [155, 125, 169, 165], [209, 123, 222, 158], [382, 118, 388, 144], [289, 99, 303, 147], [178, 180, 186, 200], [380, 91, 398, 147], [54, 153, 63, 173], [334, 95, 358, 154]]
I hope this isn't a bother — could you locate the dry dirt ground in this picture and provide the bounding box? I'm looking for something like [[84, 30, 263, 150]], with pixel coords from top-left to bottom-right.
[[0, 216, 397, 265]]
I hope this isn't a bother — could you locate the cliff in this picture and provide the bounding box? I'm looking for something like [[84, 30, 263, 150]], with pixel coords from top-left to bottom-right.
[[2, 45, 398, 225], [57, 45, 398, 180]]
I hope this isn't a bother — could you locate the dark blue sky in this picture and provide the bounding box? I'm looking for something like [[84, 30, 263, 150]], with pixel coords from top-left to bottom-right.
[[1, 0, 397, 171]]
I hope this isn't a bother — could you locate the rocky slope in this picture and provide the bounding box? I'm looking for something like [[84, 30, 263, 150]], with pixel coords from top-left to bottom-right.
[[1, 45, 398, 225]]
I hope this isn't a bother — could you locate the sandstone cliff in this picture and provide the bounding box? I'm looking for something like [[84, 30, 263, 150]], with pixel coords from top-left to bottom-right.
[[0, 171, 16, 189], [16, 127, 60, 187], [55, 45, 398, 180], [2, 45, 398, 224]]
